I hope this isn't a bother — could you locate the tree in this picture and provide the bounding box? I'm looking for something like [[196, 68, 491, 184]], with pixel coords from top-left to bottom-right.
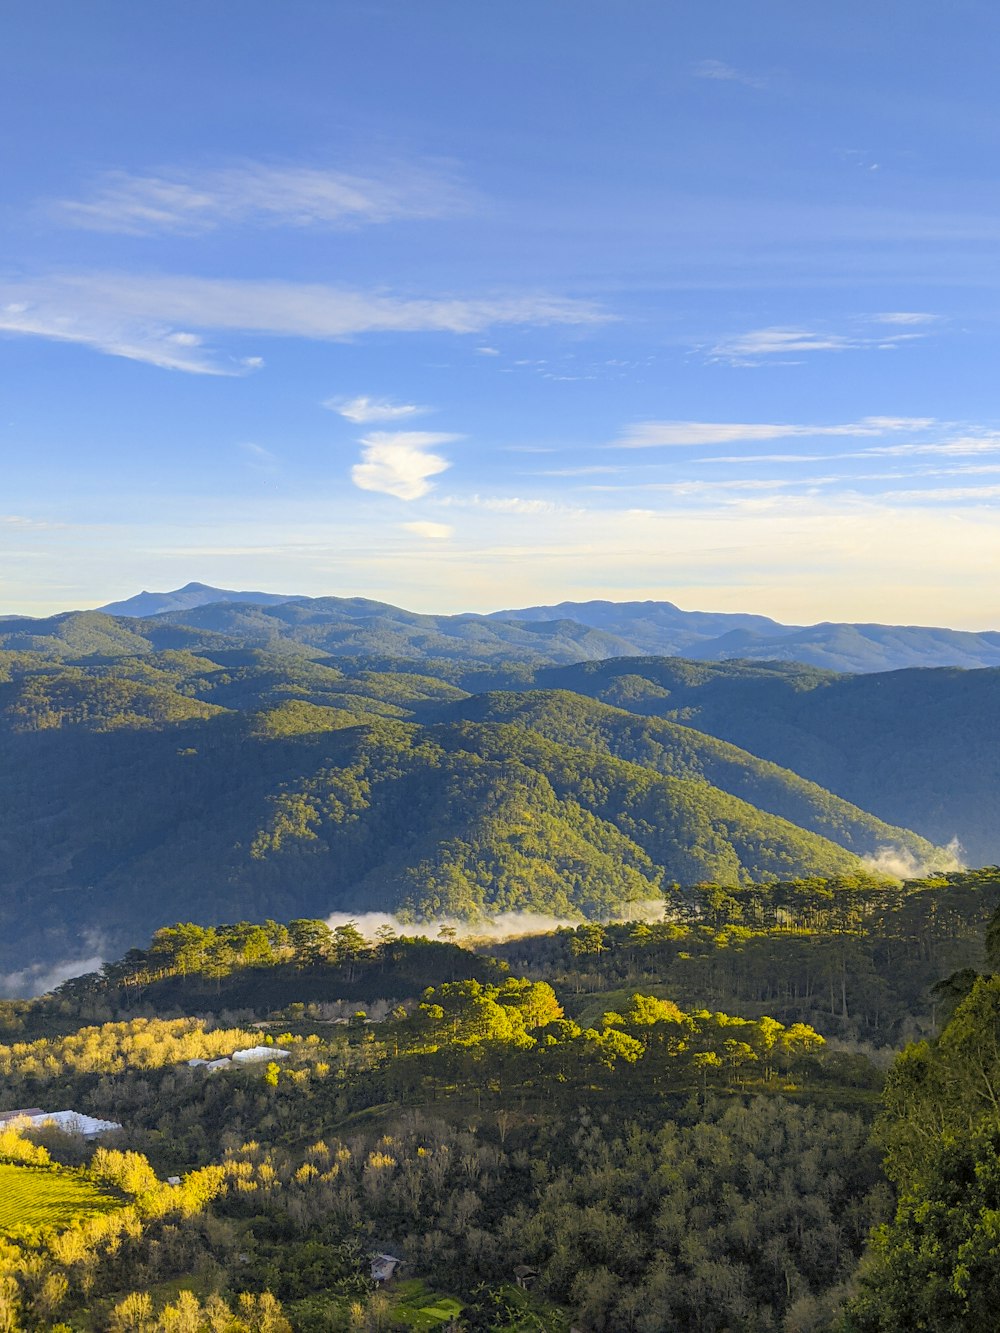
[[287, 919, 332, 966], [850, 1128, 1000, 1332]]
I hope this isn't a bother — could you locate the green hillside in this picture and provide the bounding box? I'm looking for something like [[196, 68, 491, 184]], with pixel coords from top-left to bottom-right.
[[533, 656, 1000, 863], [443, 688, 942, 862], [0, 705, 874, 979], [0, 646, 966, 982]]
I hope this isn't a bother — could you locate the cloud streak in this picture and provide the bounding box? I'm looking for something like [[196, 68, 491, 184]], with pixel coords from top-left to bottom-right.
[[0, 273, 606, 373], [50, 161, 471, 235], [709, 323, 929, 364], [615, 416, 936, 448], [693, 59, 767, 90], [328, 395, 430, 424]]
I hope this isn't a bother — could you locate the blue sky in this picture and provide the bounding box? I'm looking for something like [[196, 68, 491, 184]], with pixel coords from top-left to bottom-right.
[[4, 0, 1000, 625]]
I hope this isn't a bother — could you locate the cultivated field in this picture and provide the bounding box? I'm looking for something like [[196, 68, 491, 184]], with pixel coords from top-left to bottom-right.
[[0, 1162, 121, 1234]]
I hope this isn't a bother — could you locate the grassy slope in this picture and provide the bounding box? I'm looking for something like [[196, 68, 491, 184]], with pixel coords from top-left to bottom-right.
[[0, 1162, 120, 1234]]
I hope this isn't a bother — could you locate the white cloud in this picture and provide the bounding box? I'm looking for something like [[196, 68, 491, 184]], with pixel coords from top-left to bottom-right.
[[443, 494, 566, 515], [51, 161, 471, 235], [351, 431, 457, 501], [710, 324, 929, 363], [615, 416, 936, 448], [0, 273, 605, 373], [882, 484, 1000, 503], [867, 434, 1000, 457], [1, 515, 59, 530], [874, 311, 938, 325], [327, 395, 429, 424], [402, 521, 453, 540], [475, 346, 501, 356], [693, 59, 767, 89], [713, 327, 855, 357]]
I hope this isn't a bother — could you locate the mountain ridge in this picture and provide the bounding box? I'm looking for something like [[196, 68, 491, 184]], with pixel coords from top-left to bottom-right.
[[4, 584, 1000, 672]]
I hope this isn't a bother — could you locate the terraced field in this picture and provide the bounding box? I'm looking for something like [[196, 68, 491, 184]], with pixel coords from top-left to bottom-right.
[[0, 1162, 121, 1233]]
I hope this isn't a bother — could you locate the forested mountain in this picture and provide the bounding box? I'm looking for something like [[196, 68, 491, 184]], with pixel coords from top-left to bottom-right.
[[0, 639, 983, 983], [495, 598, 1000, 671], [5, 622, 1000, 992], [442, 688, 938, 862], [0, 705, 875, 982], [6, 583, 1000, 670], [100, 580, 297, 617], [531, 656, 1000, 864], [0, 600, 636, 665]]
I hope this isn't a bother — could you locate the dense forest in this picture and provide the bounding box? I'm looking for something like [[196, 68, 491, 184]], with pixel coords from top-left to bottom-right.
[[3, 640, 989, 981], [1, 868, 1000, 1329]]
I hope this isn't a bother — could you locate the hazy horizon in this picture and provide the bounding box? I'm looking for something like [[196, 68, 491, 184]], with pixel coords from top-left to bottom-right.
[[5, 578, 1000, 637]]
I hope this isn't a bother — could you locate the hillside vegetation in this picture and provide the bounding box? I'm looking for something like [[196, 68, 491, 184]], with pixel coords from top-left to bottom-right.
[[0, 644, 971, 981], [2, 872, 1000, 1329]]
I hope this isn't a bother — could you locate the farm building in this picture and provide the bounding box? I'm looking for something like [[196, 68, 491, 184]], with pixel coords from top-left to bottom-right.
[[0, 1108, 45, 1126], [1, 1109, 122, 1138], [231, 1046, 290, 1063], [186, 1047, 290, 1071]]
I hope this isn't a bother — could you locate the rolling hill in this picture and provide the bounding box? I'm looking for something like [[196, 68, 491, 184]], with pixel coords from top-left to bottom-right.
[[531, 656, 1000, 864], [0, 646, 940, 985]]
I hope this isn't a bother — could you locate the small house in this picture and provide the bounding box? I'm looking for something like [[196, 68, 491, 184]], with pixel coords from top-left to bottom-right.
[[371, 1253, 404, 1283]]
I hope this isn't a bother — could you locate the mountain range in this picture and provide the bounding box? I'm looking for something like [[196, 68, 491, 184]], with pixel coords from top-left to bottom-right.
[[4, 582, 1000, 673], [2, 583, 999, 987]]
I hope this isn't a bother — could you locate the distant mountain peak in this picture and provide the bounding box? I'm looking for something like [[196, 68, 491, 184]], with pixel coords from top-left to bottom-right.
[[99, 583, 296, 618]]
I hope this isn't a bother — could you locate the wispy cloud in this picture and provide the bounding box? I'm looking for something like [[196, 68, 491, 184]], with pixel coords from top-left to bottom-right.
[[875, 311, 938, 325], [50, 161, 471, 235], [351, 431, 457, 501], [402, 520, 453, 540], [709, 323, 929, 364], [867, 434, 1000, 457], [718, 327, 854, 356], [326, 395, 430, 424], [442, 494, 569, 516], [689, 433, 1000, 466], [615, 416, 935, 448], [1, 515, 60, 530], [882, 484, 1000, 503], [0, 274, 606, 373], [239, 442, 279, 473], [693, 59, 767, 90]]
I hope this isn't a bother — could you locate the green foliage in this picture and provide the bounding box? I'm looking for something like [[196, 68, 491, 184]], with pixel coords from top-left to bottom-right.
[[849, 1129, 1000, 1332]]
